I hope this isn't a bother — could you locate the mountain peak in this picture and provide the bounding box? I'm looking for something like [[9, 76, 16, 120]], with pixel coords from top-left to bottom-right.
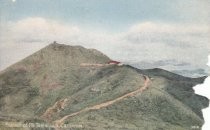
[[0, 43, 208, 130], [44, 42, 111, 63], [47, 41, 84, 50]]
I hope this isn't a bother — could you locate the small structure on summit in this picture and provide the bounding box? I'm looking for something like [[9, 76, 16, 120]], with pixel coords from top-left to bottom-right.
[[107, 60, 123, 66]]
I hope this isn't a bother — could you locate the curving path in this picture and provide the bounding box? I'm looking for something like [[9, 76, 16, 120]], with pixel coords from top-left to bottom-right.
[[54, 75, 150, 126]]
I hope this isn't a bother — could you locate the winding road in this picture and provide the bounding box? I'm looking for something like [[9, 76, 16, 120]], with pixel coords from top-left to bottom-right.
[[53, 75, 150, 126]]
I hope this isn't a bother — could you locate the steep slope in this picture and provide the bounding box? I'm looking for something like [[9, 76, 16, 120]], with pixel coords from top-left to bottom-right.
[[128, 66, 209, 118], [0, 43, 208, 130]]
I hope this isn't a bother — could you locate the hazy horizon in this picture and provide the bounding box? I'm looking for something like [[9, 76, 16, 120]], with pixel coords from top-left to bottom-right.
[[0, 0, 210, 77]]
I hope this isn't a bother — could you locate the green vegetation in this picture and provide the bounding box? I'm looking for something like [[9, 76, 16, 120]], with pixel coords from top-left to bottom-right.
[[0, 43, 208, 130]]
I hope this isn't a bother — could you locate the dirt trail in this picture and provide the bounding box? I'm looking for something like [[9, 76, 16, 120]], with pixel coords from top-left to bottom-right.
[[80, 63, 107, 67], [41, 98, 68, 122], [80, 63, 122, 67], [54, 75, 150, 126]]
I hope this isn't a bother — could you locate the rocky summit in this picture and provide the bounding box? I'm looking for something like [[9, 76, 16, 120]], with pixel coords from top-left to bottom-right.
[[0, 43, 209, 130]]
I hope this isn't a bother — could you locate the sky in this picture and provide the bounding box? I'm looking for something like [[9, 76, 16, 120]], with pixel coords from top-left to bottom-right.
[[1, 1, 210, 129], [0, 0, 210, 77]]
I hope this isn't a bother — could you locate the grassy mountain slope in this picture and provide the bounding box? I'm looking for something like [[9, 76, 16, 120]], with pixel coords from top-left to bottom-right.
[[0, 43, 208, 130]]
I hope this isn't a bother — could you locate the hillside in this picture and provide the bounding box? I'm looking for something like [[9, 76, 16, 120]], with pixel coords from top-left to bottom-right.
[[0, 43, 208, 130]]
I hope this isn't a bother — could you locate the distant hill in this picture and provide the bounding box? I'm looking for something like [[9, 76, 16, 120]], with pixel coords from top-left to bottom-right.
[[0, 43, 208, 130]]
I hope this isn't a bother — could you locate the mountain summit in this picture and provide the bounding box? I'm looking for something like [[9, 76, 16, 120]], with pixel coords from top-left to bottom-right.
[[0, 43, 208, 130]]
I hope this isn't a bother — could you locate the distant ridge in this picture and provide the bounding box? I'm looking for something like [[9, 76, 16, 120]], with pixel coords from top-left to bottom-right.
[[0, 43, 208, 130]]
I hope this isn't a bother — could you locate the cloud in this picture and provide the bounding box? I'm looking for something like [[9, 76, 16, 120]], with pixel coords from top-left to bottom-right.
[[125, 22, 209, 47], [208, 55, 210, 66], [129, 22, 208, 34], [0, 17, 209, 77], [0, 17, 118, 70], [121, 22, 210, 73], [6, 17, 81, 43]]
